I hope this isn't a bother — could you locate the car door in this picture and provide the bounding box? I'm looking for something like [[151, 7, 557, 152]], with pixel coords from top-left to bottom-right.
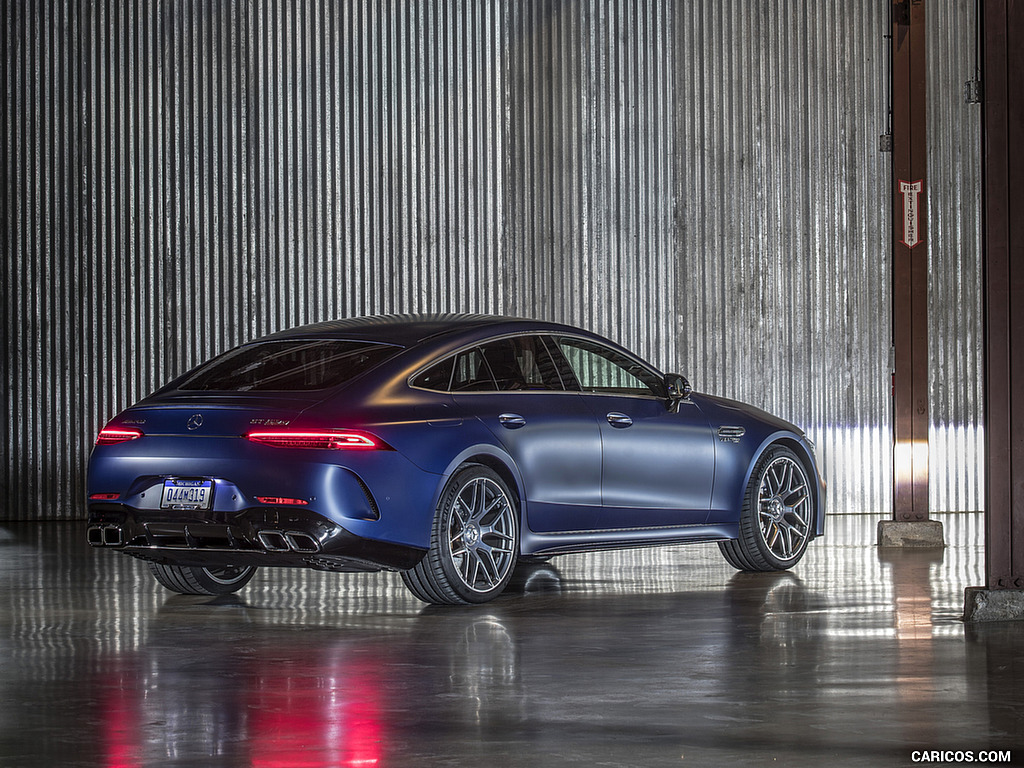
[[553, 336, 716, 528], [445, 336, 604, 534]]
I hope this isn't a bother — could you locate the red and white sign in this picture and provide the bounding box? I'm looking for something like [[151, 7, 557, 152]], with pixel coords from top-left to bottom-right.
[[899, 179, 924, 249]]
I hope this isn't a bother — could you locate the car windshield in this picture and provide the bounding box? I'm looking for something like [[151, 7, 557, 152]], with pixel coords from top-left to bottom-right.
[[178, 339, 399, 392]]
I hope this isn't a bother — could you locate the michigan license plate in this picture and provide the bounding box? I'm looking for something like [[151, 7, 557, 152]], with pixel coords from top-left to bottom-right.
[[160, 479, 213, 510]]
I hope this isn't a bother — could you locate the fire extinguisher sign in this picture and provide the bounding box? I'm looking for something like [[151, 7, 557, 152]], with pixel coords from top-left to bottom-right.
[[899, 179, 924, 249]]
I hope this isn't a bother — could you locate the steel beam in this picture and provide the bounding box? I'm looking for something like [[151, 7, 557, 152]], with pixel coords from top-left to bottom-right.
[[981, 0, 1024, 591], [891, 0, 930, 522]]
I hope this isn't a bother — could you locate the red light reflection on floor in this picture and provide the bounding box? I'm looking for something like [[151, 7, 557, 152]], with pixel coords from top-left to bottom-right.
[[97, 648, 386, 768], [249, 657, 384, 768], [102, 670, 142, 768]]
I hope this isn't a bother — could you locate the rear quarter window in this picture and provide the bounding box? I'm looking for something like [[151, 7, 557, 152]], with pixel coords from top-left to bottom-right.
[[411, 356, 455, 391]]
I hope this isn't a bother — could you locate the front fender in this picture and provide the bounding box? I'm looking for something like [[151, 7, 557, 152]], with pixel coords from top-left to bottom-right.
[[731, 433, 826, 538]]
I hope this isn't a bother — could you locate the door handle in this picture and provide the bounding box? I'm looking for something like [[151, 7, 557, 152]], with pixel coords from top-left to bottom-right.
[[498, 413, 527, 429], [606, 412, 633, 427]]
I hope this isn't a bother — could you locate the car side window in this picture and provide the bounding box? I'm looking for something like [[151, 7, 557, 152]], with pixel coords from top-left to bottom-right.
[[516, 336, 564, 389], [451, 348, 496, 391], [416, 336, 569, 393], [478, 336, 564, 391], [556, 338, 665, 398], [410, 356, 455, 392], [541, 336, 581, 390]]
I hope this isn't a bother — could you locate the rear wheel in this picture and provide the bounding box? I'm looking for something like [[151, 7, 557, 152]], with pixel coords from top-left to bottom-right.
[[148, 563, 257, 595], [402, 464, 520, 605], [719, 445, 813, 571]]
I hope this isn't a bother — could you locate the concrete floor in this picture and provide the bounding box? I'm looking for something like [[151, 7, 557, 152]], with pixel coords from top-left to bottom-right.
[[0, 515, 1021, 768]]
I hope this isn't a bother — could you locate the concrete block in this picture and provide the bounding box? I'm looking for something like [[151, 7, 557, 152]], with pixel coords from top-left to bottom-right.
[[876, 519, 945, 548], [964, 587, 1024, 622]]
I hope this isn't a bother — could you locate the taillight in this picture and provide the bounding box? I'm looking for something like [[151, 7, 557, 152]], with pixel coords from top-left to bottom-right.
[[246, 430, 383, 450], [255, 496, 309, 506], [89, 493, 121, 501], [96, 427, 144, 445]]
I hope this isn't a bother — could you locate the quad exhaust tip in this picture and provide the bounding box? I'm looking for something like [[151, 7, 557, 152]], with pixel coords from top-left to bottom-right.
[[257, 530, 321, 554], [87, 525, 124, 547], [257, 530, 289, 552]]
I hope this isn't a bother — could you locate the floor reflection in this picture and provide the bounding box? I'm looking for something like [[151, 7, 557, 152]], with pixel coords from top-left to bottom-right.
[[0, 516, 1019, 767], [966, 622, 1024, 746], [93, 630, 391, 767]]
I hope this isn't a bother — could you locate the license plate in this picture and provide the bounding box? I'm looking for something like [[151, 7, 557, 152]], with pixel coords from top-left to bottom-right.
[[160, 479, 213, 510]]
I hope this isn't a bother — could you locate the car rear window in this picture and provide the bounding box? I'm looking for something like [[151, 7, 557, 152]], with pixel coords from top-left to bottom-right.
[[178, 339, 399, 392]]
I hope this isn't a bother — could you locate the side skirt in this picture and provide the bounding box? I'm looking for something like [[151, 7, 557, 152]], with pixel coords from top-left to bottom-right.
[[520, 523, 740, 557]]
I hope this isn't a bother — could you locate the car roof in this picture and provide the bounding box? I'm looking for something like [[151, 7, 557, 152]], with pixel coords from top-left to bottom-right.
[[258, 313, 587, 347]]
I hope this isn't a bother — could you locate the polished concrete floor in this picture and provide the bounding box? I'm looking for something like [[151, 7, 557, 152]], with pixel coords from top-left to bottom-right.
[[0, 515, 1021, 767]]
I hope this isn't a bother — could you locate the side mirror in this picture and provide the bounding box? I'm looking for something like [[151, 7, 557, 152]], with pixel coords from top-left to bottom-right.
[[665, 373, 692, 403]]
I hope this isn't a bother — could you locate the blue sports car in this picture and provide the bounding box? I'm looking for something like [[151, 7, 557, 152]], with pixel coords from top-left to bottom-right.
[[87, 314, 825, 604]]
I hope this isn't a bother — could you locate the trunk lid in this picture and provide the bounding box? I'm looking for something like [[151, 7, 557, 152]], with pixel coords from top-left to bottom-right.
[[108, 394, 319, 438]]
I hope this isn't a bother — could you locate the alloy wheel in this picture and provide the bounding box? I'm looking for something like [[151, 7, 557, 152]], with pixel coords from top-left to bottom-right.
[[445, 476, 517, 594], [756, 455, 812, 562]]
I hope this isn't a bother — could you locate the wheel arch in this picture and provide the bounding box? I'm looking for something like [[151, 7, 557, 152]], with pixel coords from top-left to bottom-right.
[[435, 445, 527, 524], [742, 433, 825, 538]]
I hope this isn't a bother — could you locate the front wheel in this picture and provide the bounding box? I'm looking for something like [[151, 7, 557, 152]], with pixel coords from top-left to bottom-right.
[[402, 464, 520, 605], [719, 445, 813, 571], [148, 563, 257, 595]]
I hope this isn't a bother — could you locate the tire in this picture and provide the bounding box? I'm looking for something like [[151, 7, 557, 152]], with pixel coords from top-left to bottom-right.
[[148, 562, 257, 595], [402, 464, 520, 605], [719, 445, 813, 571]]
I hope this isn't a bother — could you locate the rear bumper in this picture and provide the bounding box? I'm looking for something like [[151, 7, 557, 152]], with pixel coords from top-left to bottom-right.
[[86, 504, 426, 572]]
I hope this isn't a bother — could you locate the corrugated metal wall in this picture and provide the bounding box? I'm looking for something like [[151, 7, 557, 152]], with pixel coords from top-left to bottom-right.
[[927, 0, 984, 514], [2, 0, 982, 520], [669, 2, 898, 515]]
